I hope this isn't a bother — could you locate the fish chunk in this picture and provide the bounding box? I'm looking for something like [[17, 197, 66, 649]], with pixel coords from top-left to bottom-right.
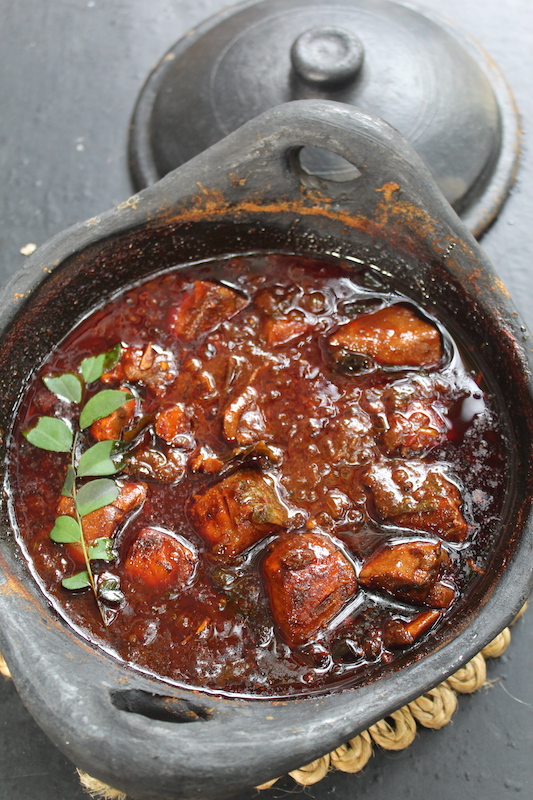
[[365, 461, 468, 542], [124, 527, 197, 591], [169, 281, 248, 341], [189, 469, 288, 561], [359, 539, 455, 607], [263, 531, 357, 647], [328, 305, 442, 368]]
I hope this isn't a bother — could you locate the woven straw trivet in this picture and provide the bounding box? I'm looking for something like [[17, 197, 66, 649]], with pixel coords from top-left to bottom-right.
[[0, 602, 527, 800]]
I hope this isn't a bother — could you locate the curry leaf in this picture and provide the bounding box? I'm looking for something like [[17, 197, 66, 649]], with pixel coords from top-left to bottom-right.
[[61, 465, 76, 497], [43, 373, 83, 404], [62, 571, 91, 591], [79, 389, 133, 430], [23, 417, 73, 452], [77, 440, 124, 477], [81, 344, 121, 384], [97, 574, 124, 604], [49, 515, 82, 544], [88, 537, 116, 562], [75, 478, 120, 517], [24, 346, 129, 620]]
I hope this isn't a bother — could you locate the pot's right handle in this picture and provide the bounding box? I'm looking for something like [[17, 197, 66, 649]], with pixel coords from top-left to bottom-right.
[[158, 99, 469, 245]]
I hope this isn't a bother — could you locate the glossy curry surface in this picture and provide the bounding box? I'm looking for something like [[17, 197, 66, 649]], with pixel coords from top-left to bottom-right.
[[9, 253, 507, 696]]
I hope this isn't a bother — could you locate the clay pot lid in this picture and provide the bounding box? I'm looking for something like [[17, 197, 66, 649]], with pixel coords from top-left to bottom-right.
[[128, 0, 520, 238]]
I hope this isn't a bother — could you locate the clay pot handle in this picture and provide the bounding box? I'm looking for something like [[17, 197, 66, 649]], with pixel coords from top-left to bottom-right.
[[156, 99, 464, 241]]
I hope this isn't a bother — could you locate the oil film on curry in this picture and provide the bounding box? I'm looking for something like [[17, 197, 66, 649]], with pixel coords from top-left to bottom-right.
[[9, 252, 506, 696]]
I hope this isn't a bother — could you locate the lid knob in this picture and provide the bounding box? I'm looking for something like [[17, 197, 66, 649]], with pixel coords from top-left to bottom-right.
[[290, 26, 364, 87]]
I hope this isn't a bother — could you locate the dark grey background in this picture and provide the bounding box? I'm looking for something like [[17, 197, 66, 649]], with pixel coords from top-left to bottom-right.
[[0, 1, 532, 798]]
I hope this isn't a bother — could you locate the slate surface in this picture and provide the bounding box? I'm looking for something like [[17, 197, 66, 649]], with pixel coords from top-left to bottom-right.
[[0, 1, 531, 798]]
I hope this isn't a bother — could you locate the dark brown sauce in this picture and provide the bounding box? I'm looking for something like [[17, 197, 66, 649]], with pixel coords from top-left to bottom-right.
[[8, 254, 507, 696]]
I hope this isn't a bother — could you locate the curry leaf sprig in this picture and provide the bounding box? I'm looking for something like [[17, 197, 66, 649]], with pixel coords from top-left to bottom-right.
[[23, 345, 131, 620]]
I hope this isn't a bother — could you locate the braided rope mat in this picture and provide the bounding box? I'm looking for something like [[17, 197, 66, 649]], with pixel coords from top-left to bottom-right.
[[0, 603, 527, 800]]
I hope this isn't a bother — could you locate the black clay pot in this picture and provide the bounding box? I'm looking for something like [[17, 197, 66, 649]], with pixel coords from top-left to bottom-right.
[[0, 101, 532, 800]]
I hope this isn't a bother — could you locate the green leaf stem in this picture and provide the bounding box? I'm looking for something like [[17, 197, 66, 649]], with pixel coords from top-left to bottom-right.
[[79, 389, 133, 430], [27, 347, 134, 618], [23, 417, 73, 452]]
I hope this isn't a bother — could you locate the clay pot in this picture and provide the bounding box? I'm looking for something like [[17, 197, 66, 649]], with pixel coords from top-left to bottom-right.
[[0, 101, 531, 800]]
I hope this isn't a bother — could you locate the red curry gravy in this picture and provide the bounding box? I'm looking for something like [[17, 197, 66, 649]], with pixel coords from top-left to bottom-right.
[[8, 254, 507, 696]]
